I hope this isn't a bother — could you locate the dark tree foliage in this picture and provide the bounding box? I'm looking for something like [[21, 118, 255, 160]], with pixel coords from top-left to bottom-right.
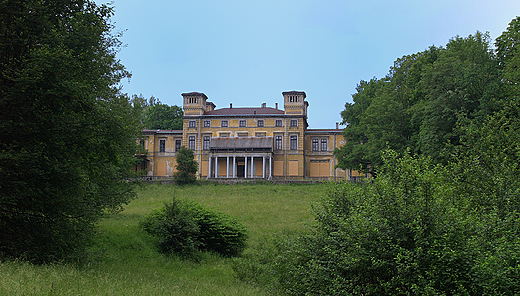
[[450, 100, 520, 295], [418, 32, 501, 163], [143, 97, 183, 130], [173, 146, 198, 185], [495, 16, 520, 100], [130, 94, 183, 130], [335, 32, 503, 172], [0, 0, 139, 263]]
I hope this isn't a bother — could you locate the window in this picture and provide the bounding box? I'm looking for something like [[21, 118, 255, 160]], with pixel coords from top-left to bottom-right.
[[321, 138, 328, 151], [203, 120, 211, 127], [255, 132, 266, 137], [257, 119, 264, 127], [237, 132, 248, 137], [186, 97, 198, 104], [275, 135, 283, 150], [188, 136, 195, 150], [220, 133, 230, 137], [175, 139, 181, 152], [189, 120, 196, 128], [221, 120, 228, 127], [159, 139, 166, 152], [290, 135, 297, 150], [312, 139, 319, 151], [203, 136, 210, 150], [239, 120, 246, 127], [275, 119, 282, 127], [290, 119, 298, 127]]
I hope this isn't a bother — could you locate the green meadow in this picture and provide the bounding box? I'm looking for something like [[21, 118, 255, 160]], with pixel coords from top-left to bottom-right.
[[0, 182, 328, 295]]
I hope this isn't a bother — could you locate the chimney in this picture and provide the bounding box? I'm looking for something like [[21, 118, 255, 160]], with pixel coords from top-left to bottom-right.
[[230, 103, 232, 108], [261, 103, 266, 108], [336, 122, 339, 129], [275, 103, 278, 109]]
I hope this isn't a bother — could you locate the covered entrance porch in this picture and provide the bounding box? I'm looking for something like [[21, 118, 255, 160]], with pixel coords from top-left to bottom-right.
[[206, 137, 274, 179]]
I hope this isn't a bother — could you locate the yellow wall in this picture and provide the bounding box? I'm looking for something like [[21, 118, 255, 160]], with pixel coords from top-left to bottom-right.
[[142, 131, 182, 177], [273, 160, 284, 176]]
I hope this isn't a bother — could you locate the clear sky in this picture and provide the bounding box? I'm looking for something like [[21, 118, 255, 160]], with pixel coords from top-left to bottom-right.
[[96, 0, 518, 129]]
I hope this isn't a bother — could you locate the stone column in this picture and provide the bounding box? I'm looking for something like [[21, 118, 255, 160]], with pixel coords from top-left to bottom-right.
[[269, 156, 272, 179], [244, 156, 247, 178], [262, 156, 266, 179], [233, 156, 236, 178], [251, 156, 254, 178], [208, 156, 212, 179], [215, 156, 218, 178], [226, 156, 230, 178]]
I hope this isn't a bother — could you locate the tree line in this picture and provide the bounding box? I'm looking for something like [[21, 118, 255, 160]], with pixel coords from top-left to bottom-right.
[[131, 94, 183, 130], [334, 19, 519, 176]]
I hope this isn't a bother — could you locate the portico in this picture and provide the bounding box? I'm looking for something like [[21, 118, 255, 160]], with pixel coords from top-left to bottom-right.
[[207, 137, 273, 179]]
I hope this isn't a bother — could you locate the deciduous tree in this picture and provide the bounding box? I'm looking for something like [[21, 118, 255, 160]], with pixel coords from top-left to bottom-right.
[[143, 99, 183, 130], [335, 32, 502, 171], [0, 0, 139, 263], [495, 16, 520, 100]]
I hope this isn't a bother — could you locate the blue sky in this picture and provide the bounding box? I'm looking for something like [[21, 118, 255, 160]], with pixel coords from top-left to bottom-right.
[[96, 0, 518, 129]]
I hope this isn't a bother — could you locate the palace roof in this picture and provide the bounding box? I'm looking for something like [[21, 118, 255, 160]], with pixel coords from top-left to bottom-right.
[[204, 107, 284, 116], [209, 136, 273, 149]]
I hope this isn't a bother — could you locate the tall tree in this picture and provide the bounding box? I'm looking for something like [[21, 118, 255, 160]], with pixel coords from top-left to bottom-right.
[[143, 98, 183, 130], [495, 16, 520, 100], [0, 0, 139, 263], [335, 47, 440, 174], [336, 78, 384, 174], [418, 32, 501, 163], [335, 32, 502, 172], [173, 146, 198, 185]]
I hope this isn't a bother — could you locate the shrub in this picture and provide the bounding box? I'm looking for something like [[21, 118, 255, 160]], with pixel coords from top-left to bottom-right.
[[140, 199, 200, 258], [235, 152, 478, 295], [140, 198, 247, 258], [188, 203, 247, 257]]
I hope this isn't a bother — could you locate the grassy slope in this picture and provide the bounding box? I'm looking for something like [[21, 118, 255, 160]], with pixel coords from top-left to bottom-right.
[[0, 183, 328, 295]]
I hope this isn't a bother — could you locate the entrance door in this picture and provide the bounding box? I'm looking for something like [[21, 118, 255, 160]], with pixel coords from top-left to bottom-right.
[[237, 164, 245, 178]]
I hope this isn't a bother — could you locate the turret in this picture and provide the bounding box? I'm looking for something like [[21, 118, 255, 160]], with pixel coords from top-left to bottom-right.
[[283, 91, 308, 116], [182, 92, 209, 116]]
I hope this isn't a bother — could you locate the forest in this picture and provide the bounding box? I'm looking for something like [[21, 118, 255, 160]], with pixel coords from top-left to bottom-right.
[[334, 19, 519, 176]]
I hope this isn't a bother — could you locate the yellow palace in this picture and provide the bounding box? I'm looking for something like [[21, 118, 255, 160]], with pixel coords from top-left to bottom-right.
[[138, 91, 362, 181]]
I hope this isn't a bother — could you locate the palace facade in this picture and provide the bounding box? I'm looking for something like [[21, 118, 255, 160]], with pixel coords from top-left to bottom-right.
[[139, 91, 362, 181]]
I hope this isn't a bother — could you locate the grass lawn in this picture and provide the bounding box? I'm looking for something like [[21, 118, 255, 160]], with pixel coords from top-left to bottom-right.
[[0, 182, 330, 295]]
